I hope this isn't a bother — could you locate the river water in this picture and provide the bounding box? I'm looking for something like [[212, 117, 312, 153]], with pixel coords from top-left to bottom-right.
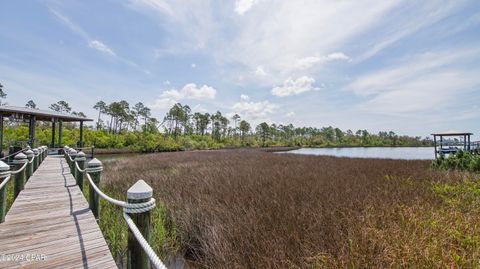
[[281, 147, 434, 160]]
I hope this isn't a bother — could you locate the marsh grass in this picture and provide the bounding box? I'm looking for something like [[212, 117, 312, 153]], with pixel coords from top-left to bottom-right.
[[97, 150, 480, 268]]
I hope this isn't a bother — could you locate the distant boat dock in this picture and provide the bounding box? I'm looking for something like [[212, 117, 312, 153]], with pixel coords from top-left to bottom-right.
[[431, 131, 479, 159]]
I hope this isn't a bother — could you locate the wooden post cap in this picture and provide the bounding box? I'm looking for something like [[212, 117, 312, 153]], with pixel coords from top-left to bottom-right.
[[25, 149, 34, 158], [69, 149, 77, 155], [75, 151, 86, 161], [13, 153, 28, 163], [87, 158, 103, 173], [87, 158, 102, 167], [127, 180, 153, 200], [0, 161, 10, 177], [33, 148, 39, 154]]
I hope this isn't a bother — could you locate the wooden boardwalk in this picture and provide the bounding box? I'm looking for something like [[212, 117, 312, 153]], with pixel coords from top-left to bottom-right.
[[0, 156, 117, 269]]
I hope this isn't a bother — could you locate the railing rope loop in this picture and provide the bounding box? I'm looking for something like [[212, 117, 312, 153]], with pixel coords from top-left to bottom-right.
[[84, 172, 156, 212], [123, 212, 167, 269], [0, 176, 10, 191], [75, 161, 86, 173], [65, 150, 166, 269], [10, 161, 27, 174]]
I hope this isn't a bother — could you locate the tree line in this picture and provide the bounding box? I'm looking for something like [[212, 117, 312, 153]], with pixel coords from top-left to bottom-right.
[[0, 84, 433, 150]]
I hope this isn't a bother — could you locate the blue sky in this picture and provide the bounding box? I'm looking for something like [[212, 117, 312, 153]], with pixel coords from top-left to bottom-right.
[[1, 0, 480, 138]]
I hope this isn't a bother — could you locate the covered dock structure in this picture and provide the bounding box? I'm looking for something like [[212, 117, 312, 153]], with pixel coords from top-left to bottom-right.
[[0, 106, 93, 156], [431, 130, 479, 159]]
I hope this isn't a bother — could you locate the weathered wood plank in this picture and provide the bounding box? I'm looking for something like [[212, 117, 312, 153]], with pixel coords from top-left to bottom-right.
[[0, 156, 117, 269]]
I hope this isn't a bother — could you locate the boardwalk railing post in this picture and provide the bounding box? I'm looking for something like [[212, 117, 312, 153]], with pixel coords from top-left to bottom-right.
[[25, 149, 34, 180], [13, 153, 27, 199], [63, 146, 68, 163], [75, 151, 86, 192], [39, 147, 43, 163], [87, 158, 102, 220], [127, 180, 153, 269], [0, 161, 10, 223], [43, 146, 48, 160], [33, 148, 39, 172], [69, 149, 77, 177], [40, 146, 45, 163]]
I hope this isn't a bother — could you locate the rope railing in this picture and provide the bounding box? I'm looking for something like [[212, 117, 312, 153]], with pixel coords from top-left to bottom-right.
[[0, 147, 27, 161], [9, 162, 28, 175], [0, 146, 48, 223], [65, 146, 166, 269], [84, 172, 156, 213], [0, 175, 11, 191]]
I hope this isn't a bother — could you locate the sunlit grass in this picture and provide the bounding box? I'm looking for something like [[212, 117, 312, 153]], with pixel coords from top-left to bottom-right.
[[90, 151, 480, 268]]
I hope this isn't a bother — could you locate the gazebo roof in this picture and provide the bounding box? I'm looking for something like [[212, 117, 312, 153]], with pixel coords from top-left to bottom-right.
[[431, 130, 473, 136], [0, 106, 92, 122]]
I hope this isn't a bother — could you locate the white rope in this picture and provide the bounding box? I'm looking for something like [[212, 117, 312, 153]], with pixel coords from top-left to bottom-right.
[[28, 155, 35, 164], [10, 162, 28, 175], [123, 212, 167, 269], [73, 153, 164, 268], [0, 176, 11, 190], [85, 172, 156, 213], [75, 161, 86, 173]]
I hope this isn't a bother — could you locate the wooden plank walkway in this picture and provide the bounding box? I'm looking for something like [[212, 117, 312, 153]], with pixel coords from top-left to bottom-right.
[[0, 156, 117, 269]]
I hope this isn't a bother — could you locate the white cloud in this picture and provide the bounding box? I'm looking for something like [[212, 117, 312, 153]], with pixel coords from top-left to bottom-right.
[[151, 83, 217, 109], [240, 94, 250, 101], [232, 100, 277, 120], [286, 111, 295, 117], [359, 71, 480, 114], [271, 76, 319, 97], [182, 83, 216, 99], [163, 80, 171, 85], [348, 49, 480, 114], [235, 0, 260, 15], [255, 65, 267, 76], [294, 52, 350, 69], [88, 40, 116, 56], [191, 63, 196, 68], [347, 49, 480, 97], [127, 0, 217, 49], [128, 0, 173, 15], [326, 52, 350, 61], [219, 1, 469, 84]]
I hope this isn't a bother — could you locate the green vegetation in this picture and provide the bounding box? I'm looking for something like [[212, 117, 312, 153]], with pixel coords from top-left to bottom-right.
[[2, 98, 432, 151], [432, 151, 480, 172], [97, 150, 480, 268]]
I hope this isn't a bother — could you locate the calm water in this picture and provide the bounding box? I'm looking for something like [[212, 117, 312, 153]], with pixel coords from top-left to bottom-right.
[[282, 147, 434, 160]]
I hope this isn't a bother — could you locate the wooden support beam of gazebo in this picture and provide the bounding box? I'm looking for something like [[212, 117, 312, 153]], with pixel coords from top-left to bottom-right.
[[0, 106, 93, 156]]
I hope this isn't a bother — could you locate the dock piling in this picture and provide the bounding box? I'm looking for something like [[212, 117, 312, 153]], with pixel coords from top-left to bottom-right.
[[87, 158, 102, 220], [75, 151, 86, 191], [0, 161, 10, 223], [127, 180, 153, 269], [13, 153, 27, 199], [25, 149, 34, 180], [33, 148, 39, 172]]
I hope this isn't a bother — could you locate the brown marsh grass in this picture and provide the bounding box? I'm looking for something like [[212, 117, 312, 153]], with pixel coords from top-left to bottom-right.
[[101, 150, 480, 268]]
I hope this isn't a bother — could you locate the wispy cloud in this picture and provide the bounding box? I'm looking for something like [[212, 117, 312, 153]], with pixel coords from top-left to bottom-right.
[[348, 48, 480, 115], [294, 52, 350, 70], [49, 7, 116, 56], [235, 0, 260, 15], [271, 76, 320, 97], [231, 98, 277, 121], [151, 83, 217, 109], [88, 40, 116, 56]]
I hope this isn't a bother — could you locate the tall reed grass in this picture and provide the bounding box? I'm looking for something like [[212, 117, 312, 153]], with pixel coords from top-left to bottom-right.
[[100, 150, 479, 268]]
